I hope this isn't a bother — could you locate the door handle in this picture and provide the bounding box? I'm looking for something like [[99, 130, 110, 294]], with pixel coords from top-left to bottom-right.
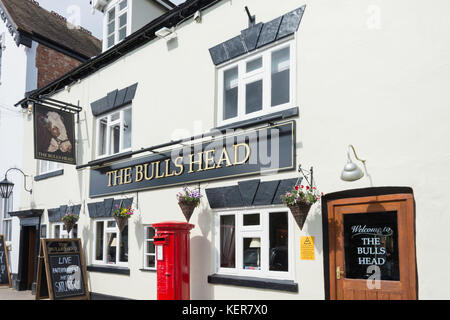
[[336, 266, 344, 280], [165, 272, 171, 277]]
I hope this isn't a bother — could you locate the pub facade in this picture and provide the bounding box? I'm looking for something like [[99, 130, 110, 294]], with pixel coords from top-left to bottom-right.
[[10, 0, 450, 299]]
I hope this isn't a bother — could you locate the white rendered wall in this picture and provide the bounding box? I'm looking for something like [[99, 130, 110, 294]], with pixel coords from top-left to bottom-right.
[[16, 0, 450, 299], [0, 21, 38, 275]]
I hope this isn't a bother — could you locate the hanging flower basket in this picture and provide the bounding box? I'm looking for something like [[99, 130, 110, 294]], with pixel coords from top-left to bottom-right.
[[61, 213, 79, 236], [281, 184, 323, 230], [288, 202, 312, 230], [178, 201, 198, 222], [177, 186, 202, 222], [112, 205, 134, 233]]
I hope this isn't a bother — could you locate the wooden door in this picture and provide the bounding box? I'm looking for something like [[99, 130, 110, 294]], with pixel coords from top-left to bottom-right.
[[328, 194, 417, 300], [27, 227, 36, 290]]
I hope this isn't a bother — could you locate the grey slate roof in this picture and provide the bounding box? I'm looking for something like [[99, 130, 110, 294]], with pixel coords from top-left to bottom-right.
[[208, 5, 306, 65]]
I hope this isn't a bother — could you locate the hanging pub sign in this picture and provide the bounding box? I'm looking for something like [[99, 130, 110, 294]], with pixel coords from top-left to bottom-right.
[[343, 211, 400, 281], [36, 238, 89, 300], [33, 103, 76, 165], [0, 235, 11, 287], [90, 120, 295, 197], [89, 121, 295, 197]]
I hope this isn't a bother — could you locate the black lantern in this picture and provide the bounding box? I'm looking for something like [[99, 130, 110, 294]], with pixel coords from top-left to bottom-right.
[[0, 168, 32, 199], [0, 178, 14, 199]]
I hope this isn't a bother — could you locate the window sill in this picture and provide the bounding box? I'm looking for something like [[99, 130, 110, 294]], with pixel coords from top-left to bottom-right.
[[139, 268, 156, 273], [215, 106, 299, 131], [87, 265, 130, 275], [34, 169, 64, 181], [208, 273, 298, 293]]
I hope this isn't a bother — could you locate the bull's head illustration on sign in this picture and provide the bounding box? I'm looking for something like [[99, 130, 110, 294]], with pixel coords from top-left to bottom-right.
[[34, 104, 76, 165]]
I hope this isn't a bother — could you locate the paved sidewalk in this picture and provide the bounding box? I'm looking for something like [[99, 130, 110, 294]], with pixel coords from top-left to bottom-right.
[[0, 287, 36, 300]]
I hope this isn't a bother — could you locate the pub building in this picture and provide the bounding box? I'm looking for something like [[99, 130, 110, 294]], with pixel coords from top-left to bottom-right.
[[7, 0, 450, 300]]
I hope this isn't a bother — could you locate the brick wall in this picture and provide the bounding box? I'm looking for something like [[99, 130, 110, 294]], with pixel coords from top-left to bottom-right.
[[36, 44, 82, 89]]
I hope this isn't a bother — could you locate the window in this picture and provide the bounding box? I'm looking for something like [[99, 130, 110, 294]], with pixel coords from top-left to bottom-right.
[[217, 40, 295, 126], [143, 226, 156, 270], [94, 218, 128, 266], [95, 106, 132, 158], [216, 208, 292, 279], [38, 160, 63, 175], [51, 222, 77, 239], [1, 194, 13, 242], [0, 33, 4, 83], [105, 0, 128, 50]]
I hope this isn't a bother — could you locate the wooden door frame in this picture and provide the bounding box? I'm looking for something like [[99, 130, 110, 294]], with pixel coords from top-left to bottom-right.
[[321, 186, 418, 300]]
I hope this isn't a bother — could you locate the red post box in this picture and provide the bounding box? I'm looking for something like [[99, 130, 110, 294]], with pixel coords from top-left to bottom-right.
[[152, 221, 195, 300]]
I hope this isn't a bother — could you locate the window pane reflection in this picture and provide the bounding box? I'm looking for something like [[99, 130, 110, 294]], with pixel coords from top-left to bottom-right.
[[119, 226, 128, 262], [243, 237, 261, 270], [106, 232, 117, 264], [96, 221, 104, 260], [269, 212, 288, 271], [220, 215, 235, 268]]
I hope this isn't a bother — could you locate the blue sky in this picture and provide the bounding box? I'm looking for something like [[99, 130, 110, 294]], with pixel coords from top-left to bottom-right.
[[37, 0, 186, 40]]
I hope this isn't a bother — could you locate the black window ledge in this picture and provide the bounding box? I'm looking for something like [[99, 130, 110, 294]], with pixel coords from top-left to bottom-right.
[[34, 169, 64, 181], [87, 265, 130, 275], [214, 106, 299, 131], [208, 273, 298, 293], [139, 268, 156, 273]]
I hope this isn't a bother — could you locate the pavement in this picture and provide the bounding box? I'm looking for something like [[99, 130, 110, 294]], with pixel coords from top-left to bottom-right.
[[0, 287, 37, 300]]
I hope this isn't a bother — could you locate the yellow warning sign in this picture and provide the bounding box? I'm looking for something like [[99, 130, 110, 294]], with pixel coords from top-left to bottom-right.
[[301, 236, 315, 260]]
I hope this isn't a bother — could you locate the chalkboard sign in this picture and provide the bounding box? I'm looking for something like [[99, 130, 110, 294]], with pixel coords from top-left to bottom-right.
[[36, 238, 90, 300], [0, 235, 12, 287]]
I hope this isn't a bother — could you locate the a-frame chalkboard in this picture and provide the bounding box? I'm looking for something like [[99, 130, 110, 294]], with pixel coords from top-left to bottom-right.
[[0, 234, 12, 287], [36, 238, 90, 300]]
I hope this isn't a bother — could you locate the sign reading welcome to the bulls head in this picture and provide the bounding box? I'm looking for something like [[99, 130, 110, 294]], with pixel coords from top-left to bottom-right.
[[33, 104, 76, 165], [89, 121, 295, 197]]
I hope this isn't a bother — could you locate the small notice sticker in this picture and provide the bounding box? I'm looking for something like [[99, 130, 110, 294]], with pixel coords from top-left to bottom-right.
[[301, 236, 315, 260]]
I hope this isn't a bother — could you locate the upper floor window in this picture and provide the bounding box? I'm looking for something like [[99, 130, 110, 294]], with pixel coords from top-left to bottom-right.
[[95, 106, 132, 159], [38, 160, 63, 175], [0, 32, 4, 83], [215, 208, 293, 280], [217, 40, 295, 126], [105, 0, 129, 50]]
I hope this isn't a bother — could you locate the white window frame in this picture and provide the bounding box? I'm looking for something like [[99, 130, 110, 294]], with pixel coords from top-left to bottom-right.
[[217, 38, 296, 127], [51, 222, 77, 239], [0, 32, 4, 83], [37, 160, 63, 175], [93, 218, 128, 267], [104, 0, 130, 50], [143, 225, 156, 270], [214, 206, 294, 280], [95, 105, 132, 159], [1, 195, 13, 243]]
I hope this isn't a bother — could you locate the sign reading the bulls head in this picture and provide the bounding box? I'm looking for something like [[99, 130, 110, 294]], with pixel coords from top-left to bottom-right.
[[34, 104, 76, 165], [89, 121, 295, 197]]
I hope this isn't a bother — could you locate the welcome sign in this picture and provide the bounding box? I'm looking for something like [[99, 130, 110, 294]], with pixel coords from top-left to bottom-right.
[[89, 121, 295, 197]]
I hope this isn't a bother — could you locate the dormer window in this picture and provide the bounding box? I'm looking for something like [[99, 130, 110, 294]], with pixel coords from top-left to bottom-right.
[[105, 0, 129, 50]]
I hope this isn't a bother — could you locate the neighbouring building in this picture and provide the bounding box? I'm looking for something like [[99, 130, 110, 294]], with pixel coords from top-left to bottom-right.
[[0, 0, 101, 291], [10, 0, 450, 300]]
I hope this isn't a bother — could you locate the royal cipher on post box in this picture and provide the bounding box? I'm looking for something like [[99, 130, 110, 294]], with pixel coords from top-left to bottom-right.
[[152, 221, 195, 300]]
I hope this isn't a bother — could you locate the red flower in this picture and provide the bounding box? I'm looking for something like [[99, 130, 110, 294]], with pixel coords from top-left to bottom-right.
[[306, 186, 310, 190], [301, 185, 304, 189], [295, 186, 299, 190]]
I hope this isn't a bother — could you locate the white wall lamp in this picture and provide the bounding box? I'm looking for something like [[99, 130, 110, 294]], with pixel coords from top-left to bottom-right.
[[340, 145, 366, 182], [155, 27, 177, 41]]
